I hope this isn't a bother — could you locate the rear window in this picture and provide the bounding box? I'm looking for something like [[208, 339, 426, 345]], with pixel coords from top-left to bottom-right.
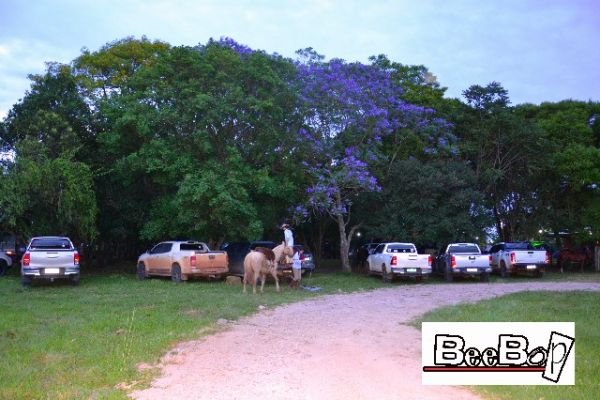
[[506, 242, 533, 250], [29, 238, 72, 250], [447, 244, 480, 253], [386, 245, 415, 253], [180, 243, 207, 252], [250, 242, 276, 250]]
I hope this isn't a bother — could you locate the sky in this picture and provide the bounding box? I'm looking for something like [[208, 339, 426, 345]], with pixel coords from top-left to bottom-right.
[[0, 0, 599, 120]]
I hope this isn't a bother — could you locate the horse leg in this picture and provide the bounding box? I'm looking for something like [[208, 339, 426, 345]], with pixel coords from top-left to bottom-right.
[[260, 272, 266, 293], [272, 269, 280, 292], [253, 272, 259, 295], [242, 271, 248, 294]]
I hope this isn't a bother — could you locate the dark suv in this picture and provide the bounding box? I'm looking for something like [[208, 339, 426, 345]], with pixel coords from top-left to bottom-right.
[[220, 241, 277, 276]]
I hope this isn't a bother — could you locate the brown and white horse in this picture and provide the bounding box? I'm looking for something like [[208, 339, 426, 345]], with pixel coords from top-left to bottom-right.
[[243, 243, 289, 294]]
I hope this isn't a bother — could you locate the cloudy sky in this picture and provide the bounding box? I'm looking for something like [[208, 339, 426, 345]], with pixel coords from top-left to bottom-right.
[[0, 0, 599, 119]]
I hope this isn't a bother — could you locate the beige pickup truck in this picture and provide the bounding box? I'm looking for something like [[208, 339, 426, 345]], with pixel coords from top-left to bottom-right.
[[137, 241, 228, 282]]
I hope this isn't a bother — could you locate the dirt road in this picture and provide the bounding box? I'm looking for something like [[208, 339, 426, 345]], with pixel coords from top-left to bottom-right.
[[131, 281, 600, 400]]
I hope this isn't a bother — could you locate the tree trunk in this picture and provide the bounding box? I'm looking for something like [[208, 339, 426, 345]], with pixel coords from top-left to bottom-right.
[[336, 213, 351, 272]]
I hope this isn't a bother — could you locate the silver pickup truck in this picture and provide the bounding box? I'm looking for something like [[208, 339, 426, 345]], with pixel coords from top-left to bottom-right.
[[435, 243, 492, 282], [489, 242, 548, 278], [21, 236, 80, 286]]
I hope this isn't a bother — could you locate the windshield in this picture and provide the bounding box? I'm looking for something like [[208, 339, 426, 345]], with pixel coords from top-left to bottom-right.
[[505, 242, 533, 250], [180, 243, 207, 252], [386, 245, 415, 253], [448, 244, 480, 253], [29, 238, 73, 250]]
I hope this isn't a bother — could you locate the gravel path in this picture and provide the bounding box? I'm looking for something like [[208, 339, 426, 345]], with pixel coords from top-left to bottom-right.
[[130, 281, 600, 400]]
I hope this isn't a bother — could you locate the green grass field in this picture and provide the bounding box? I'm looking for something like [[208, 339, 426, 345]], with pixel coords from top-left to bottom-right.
[[1, 265, 599, 399], [0, 270, 385, 399], [418, 291, 600, 400]]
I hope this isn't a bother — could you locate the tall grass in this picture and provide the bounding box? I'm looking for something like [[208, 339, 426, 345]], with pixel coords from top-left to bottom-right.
[[0, 271, 384, 399]]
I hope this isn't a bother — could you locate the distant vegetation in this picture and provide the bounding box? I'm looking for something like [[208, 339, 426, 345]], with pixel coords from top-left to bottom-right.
[[1, 37, 598, 270]]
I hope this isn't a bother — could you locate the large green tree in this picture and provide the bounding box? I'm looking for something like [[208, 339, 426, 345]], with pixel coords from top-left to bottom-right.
[[363, 159, 488, 248], [96, 39, 302, 247], [456, 82, 547, 241], [1, 63, 98, 242], [517, 100, 600, 242]]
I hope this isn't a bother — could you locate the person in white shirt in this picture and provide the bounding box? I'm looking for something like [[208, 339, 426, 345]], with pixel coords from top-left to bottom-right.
[[281, 223, 301, 288], [282, 223, 294, 249]]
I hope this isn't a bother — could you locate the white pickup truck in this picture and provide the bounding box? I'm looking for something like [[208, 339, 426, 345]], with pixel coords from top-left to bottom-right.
[[434, 243, 492, 282], [489, 242, 548, 278], [21, 236, 80, 286], [367, 242, 431, 282]]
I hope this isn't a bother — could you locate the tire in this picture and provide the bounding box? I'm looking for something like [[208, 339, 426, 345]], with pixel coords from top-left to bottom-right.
[[535, 269, 544, 278], [480, 272, 490, 282], [21, 275, 32, 287], [444, 266, 453, 282], [366, 262, 373, 277], [500, 261, 509, 278], [137, 263, 147, 280], [171, 264, 183, 283], [0, 261, 6, 277], [70, 273, 80, 286], [382, 265, 392, 283]]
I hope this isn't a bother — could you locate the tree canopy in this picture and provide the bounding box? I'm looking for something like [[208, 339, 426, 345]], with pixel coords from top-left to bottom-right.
[[1, 37, 598, 264]]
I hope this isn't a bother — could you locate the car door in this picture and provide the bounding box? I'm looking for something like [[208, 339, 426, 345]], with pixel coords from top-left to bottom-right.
[[489, 244, 502, 269], [155, 243, 173, 275], [147, 243, 172, 274], [146, 243, 163, 273], [371, 244, 385, 272]]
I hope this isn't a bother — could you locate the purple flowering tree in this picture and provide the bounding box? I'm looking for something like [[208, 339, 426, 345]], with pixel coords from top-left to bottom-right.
[[294, 51, 448, 271]]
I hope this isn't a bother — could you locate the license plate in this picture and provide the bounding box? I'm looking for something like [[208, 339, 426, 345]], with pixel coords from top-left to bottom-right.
[[407, 268, 417, 273], [467, 268, 478, 273], [45, 268, 60, 274], [526, 265, 537, 270]]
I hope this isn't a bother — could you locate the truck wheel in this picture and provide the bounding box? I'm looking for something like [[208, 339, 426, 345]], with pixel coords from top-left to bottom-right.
[[137, 263, 147, 280], [444, 267, 453, 282], [535, 269, 544, 278], [70, 273, 80, 286], [21, 275, 32, 287], [171, 264, 183, 283], [500, 262, 509, 278], [0, 261, 6, 276], [382, 266, 392, 283], [480, 272, 490, 282], [366, 262, 373, 277]]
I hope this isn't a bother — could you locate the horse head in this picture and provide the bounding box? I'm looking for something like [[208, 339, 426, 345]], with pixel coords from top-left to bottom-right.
[[272, 242, 288, 265]]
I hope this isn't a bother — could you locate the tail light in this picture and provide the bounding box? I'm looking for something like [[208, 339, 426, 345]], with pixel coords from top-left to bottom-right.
[[5, 250, 14, 257], [489, 255, 492, 265], [23, 253, 30, 266], [545, 251, 550, 264], [74, 252, 80, 266], [427, 255, 432, 266], [390, 256, 397, 266], [190, 255, 197, 267], [510, 252, 516, 264], [451, 255, 456, 268]]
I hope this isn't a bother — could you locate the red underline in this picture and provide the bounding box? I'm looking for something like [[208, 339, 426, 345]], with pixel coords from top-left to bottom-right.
[[423, 366, 545, 372]]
